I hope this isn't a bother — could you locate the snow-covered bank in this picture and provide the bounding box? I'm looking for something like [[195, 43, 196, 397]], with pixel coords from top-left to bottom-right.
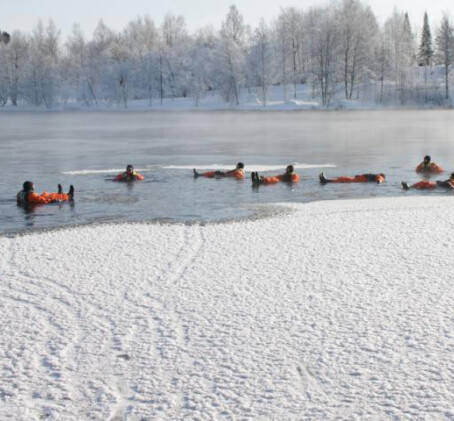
[[2, 84, 453, 112], [1, 196, 454, 420]]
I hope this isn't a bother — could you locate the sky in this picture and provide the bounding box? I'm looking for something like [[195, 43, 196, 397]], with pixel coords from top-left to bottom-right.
[[1, 0, 453, 38]]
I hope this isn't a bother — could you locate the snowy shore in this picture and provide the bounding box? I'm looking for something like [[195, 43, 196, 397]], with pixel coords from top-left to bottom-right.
[[1, 84, 453, 113], [1, 196, 454, 420]]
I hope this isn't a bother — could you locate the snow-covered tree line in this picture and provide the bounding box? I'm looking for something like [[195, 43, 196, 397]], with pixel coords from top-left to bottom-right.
[[1, 1, 454, 108]]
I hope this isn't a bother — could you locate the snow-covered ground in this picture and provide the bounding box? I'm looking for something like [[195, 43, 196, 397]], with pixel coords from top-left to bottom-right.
[[2, 83, 452, 112], [1, 196, 454, 420]]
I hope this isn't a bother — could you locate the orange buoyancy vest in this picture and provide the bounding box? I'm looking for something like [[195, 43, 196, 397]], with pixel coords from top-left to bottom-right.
[[416, 162, 444, 173], [229, 169, 245, 179], [115, 171, 144, 181], [411, 181, 437, 189]]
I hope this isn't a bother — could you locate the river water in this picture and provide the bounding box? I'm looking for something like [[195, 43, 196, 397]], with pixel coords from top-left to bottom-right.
[[1, 110, 453, 235]]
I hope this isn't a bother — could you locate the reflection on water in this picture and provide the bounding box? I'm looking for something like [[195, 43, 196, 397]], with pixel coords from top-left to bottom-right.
[[1, 110, 454, 235]]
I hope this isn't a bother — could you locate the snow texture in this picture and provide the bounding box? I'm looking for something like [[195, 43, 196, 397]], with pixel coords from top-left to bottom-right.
[[1, 197, 454, 420]]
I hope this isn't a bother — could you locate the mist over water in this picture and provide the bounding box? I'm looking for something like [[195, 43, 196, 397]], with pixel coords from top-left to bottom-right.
[[1, 110, 454, 235]]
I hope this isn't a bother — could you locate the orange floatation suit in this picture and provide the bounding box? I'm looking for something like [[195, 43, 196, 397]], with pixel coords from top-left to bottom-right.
[[261, 173, 301, 185], [17, 191, 71, 205], [200, 169, 245, 179], [410, 179, 454, 189], [415, 162, 444, 173], [115, 171, 144, 181], [329, 174, 385, 184], [410, 181, 438, 189]]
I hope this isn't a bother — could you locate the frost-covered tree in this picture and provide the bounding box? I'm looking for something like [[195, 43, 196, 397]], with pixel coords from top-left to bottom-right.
[[159, 13, 190, 101], [189, 26, 216, 106], [123, 16, 157, 104], [216, 5, 248, 105], [338, 0, 379, 100], [24, 20, 61, 108], [63, 24, 90, 105], [276, 8, 304, 99], [1, 30, 29, 105], [3, 1, 454, 108], [307, 7, 340, 106], [86, 20, 115, 104], [435, 14, 454, 99], [383, 10, 416, 104], [248, 19, 275, 105]]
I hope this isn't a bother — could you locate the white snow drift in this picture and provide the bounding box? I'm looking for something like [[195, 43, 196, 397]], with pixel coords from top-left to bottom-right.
[[1, 197, 454, 420]]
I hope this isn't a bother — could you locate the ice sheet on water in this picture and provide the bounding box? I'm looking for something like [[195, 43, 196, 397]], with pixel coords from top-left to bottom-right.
[[163, 163, 336, 172], [61, 168, 151, 175]]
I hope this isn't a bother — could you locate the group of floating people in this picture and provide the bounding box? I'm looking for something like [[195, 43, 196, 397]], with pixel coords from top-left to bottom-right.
[[193, 155, 454, 189], [16, 156, 454, 206]]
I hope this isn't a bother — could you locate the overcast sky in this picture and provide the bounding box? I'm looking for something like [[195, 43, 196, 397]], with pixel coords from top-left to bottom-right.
[[1, 0, 453, 38]]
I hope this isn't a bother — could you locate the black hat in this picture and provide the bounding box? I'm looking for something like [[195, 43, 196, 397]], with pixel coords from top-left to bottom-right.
[[23, 181, 33, 191]]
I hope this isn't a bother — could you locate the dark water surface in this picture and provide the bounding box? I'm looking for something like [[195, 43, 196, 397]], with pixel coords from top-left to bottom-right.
[[1, 110, 454, 235]]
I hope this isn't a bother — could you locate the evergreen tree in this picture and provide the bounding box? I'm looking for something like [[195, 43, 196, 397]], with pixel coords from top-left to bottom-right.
[[418, 12, 433, 66], [402, 13, 415, 64]]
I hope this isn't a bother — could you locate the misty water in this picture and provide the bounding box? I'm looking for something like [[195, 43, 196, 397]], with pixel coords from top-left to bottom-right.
[[1, 110, 454, 235]]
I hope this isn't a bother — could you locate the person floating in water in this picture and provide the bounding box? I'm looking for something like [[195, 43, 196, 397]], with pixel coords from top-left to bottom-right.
[[402, 173, 454, 190], [115, 165, 144, 181], [319, 172, 385, 184], [193, 162, 245, 179], [415, 155, 444, 173], [17, 181, 74, 205], [251, 165, 300, 185]]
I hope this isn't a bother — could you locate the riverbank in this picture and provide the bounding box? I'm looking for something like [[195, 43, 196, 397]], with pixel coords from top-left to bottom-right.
[[1, 196, 454, 419]]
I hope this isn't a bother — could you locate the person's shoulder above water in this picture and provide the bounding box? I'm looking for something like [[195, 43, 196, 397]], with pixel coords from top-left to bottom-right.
[[115, 165, 144, 181], [416, 155, 444, 173]]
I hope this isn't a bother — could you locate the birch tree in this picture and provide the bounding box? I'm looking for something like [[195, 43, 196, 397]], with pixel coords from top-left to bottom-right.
[[217, 5, 247, 105], [435, 14, 454, 100]]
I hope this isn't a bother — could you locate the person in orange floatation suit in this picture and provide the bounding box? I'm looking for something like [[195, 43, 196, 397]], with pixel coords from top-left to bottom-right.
[[402, 173, 454, 190], [251, 165, 301, 185], [115, 164, 144, 181], [415, 155, 444, 174], [17, 181, 74, 205], [319, 172, 385, 184], [193, 162, 245, 179]]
